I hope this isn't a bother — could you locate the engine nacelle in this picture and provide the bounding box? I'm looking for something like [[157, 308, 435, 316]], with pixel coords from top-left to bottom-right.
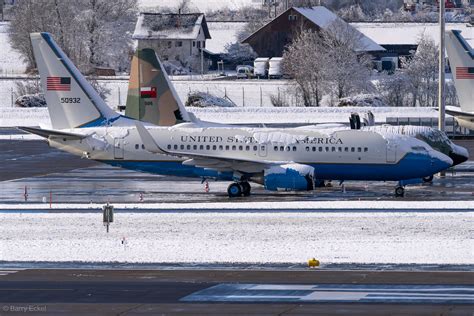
[[264, 163, 315, 191]]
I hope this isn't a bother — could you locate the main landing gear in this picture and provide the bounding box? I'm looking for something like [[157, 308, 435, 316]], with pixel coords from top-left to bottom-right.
[[394, 186, 405, 197], [227, 181, 251, 198], [422, 175, 434, 183]]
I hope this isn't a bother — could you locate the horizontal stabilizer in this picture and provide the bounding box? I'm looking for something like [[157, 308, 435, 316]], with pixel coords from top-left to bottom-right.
[[444, 106, 474, 118], [134, 122, 165, 154], [17, 126, 86, 140]]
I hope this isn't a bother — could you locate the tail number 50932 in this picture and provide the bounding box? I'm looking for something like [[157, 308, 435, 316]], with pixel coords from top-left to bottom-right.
[[60, 97, 80, 104]]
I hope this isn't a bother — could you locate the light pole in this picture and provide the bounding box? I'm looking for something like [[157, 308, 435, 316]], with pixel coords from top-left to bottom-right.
[[438, 0, 446, 132]]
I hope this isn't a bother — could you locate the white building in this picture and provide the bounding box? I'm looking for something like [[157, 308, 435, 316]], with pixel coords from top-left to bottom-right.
[[133, 12, 211, 73]]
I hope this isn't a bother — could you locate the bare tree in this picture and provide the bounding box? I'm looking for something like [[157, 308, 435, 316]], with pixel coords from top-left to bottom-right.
[[401, 36, 439, 107]]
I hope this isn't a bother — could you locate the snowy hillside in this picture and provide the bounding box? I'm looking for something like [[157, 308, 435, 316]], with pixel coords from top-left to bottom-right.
[[138, 0, 257, 12], [0, 22, 27, 74]]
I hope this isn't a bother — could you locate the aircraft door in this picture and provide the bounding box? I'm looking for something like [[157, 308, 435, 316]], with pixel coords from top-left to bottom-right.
[[386, 144, 397, 163], [258, 144, 267, 157], [114, 138, 124, 159]]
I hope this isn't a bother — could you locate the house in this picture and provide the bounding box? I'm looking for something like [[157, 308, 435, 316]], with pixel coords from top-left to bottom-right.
[[241, 6, 385, 58], [133, 12, 211, 73]]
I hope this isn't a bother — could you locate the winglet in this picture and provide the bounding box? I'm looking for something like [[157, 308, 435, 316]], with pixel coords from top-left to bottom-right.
[[134, 122, 164, 154]]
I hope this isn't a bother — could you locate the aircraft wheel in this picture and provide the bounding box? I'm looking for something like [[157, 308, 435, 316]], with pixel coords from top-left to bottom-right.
[[395, 186, 405, 197], [422, 175, 434, 183], [227, 183, 242, 198], [240, 182, 251, 196]]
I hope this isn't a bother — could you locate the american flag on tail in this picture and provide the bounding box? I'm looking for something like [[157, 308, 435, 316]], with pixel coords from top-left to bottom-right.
[[47, 77, 71, 91], [456, 67, 474, 80]]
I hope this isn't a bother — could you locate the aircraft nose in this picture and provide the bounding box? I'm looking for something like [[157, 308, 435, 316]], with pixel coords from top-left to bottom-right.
[[449, 151, 469, 166], [430, 151, 453, 173]]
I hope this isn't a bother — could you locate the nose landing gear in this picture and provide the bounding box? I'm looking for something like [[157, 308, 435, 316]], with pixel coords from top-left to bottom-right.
[[227, 181, 251, 198]]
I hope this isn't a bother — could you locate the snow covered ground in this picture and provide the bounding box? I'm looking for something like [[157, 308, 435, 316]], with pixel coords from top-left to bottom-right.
[[0, 105, 450, 128], [138, 0, 258, 12], [0, 22, 27, 75], [0, 211, 471, 264]]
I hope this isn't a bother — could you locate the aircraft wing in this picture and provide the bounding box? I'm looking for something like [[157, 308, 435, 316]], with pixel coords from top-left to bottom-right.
[[135, 122, 282, 174], [444, 106, 474, 118], [18, 126, 86, 140]]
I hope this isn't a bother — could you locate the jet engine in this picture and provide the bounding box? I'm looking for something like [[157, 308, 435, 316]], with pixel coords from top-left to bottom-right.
[[264, 163, 315, 191]]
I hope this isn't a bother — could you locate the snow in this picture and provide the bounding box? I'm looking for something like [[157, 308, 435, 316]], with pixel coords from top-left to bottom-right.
[[0, 22, 27, 75], [353, 22, 474, 47], [0, 106, 453, 128], [138, 0, 258, 12], [294, 7, 385, 52], [206, 22, 246, 54], [133, 13, 205, 40], [1, 200, 473, 210], [0, 210, 472, 264]]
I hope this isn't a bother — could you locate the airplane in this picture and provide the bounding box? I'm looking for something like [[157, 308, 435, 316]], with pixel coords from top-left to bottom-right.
[[123, 48, 468, 178], [20, 32, 456, 199], [445, 30, 474, 130]]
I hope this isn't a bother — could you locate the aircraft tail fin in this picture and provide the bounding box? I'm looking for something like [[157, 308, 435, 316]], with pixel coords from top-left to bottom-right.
[[30, 33, 118, 130], [125, 48, 191, 126], [445, 30, 474, 113]]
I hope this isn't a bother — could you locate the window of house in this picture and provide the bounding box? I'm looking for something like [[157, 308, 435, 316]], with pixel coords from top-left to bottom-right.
[[175, 55, 180, 61], [163, 55, 169, 61], [176, 41, 182, 47], [202, 41, 205, 48], [192, 41, 196, 47], [197, 41, 201, 48], [167, 41, 172, 48], [288, 14, 297, 21]]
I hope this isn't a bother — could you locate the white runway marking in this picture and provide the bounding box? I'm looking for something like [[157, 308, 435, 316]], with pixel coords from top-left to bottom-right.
[[182, 283, 474, 304], [0, 269, 22, 276]]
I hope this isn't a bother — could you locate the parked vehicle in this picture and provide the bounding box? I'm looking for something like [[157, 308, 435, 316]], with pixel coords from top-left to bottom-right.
[[236, 65, 254, 79], [253, 57, 269, 78], [268, 57, 283, 79]]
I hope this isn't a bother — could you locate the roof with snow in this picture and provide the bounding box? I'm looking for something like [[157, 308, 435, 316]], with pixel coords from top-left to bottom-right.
[[242, 6, 384, 53], [133, 12, 211, 40], [353, 22, 474, 47]]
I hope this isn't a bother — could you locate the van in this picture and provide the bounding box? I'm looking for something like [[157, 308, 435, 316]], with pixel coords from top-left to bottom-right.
[[236, 65, 254, 79], [253, 57, 269, 78], [268, 57, 283, 79]]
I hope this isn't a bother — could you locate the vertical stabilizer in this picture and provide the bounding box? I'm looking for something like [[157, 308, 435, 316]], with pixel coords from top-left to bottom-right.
[[30, 33, 117, 129], [125, 49, 191, 126], [445, 30, 474, 113]]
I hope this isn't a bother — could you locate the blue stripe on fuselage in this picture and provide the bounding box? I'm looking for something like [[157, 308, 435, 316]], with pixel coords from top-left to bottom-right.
[[98, 153, 448, 182]]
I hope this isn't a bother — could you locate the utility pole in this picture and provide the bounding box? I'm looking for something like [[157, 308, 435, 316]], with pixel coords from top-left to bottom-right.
[[438, 0, 446, 132]]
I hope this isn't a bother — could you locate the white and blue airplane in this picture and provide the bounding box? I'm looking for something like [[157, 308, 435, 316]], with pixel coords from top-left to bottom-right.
[[20, 33, 456, 198], [445, 29, 474, 130]]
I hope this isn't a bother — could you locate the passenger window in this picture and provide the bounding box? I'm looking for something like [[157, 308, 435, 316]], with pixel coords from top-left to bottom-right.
[[358, 147, 362, 152], [206, 145, 210, 150], [306, 147, 310, 151], [232, 145, 236, 150], [351, 147, 355, 152], [253, 146, 258, 151], [274, 146, 279, 151], [280, 146, 284, 151], [261, 146, 265, 151], [345, 147, 349, 152], [180, 144, 185, 150], [199, 145, 204, 150], [326, 147, 329, 152], [285, 146, 290, 152], [135, 144, 139, 149], [312, 147, 316, 152], [187, 145, 191, 150], [364, 147, 368, 152], [193, 145, 197, 150], [219, 145, 223, 150], [212, 145, 217, 150], [246, 146, 250, 151], [167, 144, 171, 150], [332, 147, 336, 152], [142, 144, 145, 150], [226, 145, 229, 150], [174, 145, 178, 150], [338, 147, 342, 152], [239, 145, 243, 151], [292, 146, 297, 151], [319, 147, 323, 152]]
